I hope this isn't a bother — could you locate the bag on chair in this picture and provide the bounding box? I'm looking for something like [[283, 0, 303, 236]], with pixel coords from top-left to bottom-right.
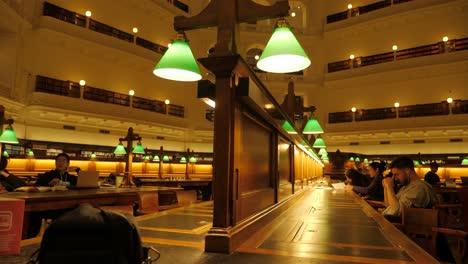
[[29, 203, 159, 264]]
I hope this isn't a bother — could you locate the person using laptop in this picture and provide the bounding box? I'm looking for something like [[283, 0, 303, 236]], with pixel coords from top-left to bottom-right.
[[35, 153, 80, 187]]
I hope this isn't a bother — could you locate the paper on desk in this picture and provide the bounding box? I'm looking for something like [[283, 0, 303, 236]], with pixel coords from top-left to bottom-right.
[[331, 182, 346, 189]]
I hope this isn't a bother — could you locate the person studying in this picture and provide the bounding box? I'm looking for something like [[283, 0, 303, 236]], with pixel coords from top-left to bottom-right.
[[35, 153, 80, 187]]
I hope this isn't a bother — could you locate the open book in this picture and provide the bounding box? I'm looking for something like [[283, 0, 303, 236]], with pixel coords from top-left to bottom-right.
[[14, 186, 52, 192]]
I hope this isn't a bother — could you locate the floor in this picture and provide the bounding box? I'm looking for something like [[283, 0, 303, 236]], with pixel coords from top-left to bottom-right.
[[2, 187, 436, 263]]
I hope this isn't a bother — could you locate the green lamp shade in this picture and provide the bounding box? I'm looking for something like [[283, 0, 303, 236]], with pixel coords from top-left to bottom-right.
[[257, 27, 311, 73], [180, 157, 187, 163], [90, 153, 97, 159], [0, 127, 19, 144], [113, 143, 127, 155], [281, 120, 297, 134], [303, 118, 324, 134], [153, 155, 160, 162], [364, 158, 369, 163], [153, 39, 202, 82], [3, 150, 8, 157], [300, 140, 308, 146], [162, 155, 170, 162], [27, 150, 34, 157], [321, 153, 328, 159], [143, 155, 150, 161], [312, 137, 326, 148], [461, 158, 468, 165], [132, 143, 145, 154], [349, 157, 354, 161], [318, 148, 327, 156], [189, 156, 197, 163], [355, 157, 361, 162], [414, 160, 420, 166]]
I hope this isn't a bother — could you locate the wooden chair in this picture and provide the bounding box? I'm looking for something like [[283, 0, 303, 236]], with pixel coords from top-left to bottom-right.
[[433, 186, 468, 264], [400, 207, 439, 258], [135, 191, 159, 215], [175, 190, 198, 207]]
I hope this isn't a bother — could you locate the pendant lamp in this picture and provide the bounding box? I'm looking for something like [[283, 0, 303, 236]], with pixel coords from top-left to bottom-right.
[[2, 150, 8, 157], [114, 142, 127, 155], [153, 32, 201, 82], [257, 18, 311, 73], [313, 137, 326, 148], [303, 117, 324, 134], [318, 148, 327, 156], [189, 156, 197, 163], [180, 157, 187, 163], [162, 155, 170, 162], [281, 120, 297, 134], [0, 125, 19, 144], [461, 158, 468, 165], [153, 155, 160, 162], [132, 142, 145, 154]]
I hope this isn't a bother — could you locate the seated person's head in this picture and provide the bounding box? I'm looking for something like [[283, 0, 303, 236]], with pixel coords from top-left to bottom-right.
[[367, 161, 386, 178], [345, 169, 367, 186], [389, 157, 414, 186], [429, 162, 438, 173], [55, 153, 71, 173]]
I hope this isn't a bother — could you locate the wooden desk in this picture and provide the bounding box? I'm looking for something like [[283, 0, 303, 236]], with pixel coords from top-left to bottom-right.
[[0, 187, 181, 238]]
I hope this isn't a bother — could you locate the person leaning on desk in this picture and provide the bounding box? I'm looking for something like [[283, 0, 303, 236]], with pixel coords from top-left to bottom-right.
[[35, 153, 80, 187], [0, 155, 27, 193]]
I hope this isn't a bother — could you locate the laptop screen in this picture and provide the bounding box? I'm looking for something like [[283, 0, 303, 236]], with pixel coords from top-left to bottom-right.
[[74, 170, 100, 188]]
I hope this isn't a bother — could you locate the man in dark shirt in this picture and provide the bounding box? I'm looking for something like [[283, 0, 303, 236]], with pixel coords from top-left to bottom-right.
[[424, 162, 440, 185], [35, 153, 79, 186], [0, 155, 27, 192]]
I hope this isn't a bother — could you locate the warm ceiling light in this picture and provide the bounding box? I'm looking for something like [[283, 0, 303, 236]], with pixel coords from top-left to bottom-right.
[[132, 27, 138, 33], [79, 80, 86, 86], [129, 90, 135, 96], [153, 32, 202, 82], [254, 55, 260, 60], [303, 117, 324, 134], [347, 4, 353, 9], [394, 102, 400, 108], [164, 99, 170, 105], [85, 10, 92, 17], [392, 45, 398, 51], [447, 97, 453, 103], [291, 12, 296, 17], [351, 107, 356, 112], [264, 103, 274, 109], [201, 98, 215, 108], [256, 18, 311, 73], [442, 36, 449, 42], [349, 54, 355, 60]]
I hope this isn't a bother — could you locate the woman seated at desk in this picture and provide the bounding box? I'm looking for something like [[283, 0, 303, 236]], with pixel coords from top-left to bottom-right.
[[347, 161, 385, 201]]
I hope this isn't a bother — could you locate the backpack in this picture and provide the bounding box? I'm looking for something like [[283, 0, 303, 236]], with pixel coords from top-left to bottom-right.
[[28, 203, 159, 264]]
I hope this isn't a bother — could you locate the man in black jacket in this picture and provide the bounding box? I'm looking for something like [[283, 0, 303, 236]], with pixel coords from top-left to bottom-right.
[[0, 155, 27, 192], [35, 153, 79, 187]]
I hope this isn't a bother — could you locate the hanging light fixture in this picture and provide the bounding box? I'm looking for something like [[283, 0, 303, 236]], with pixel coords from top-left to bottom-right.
[[189, 156, 197, 163], [113, 141, 127, 155], [257, 18, 311, 73], [303, 117, 324, 134], [281, 120, 297, 134], [180, 157, 187, 163], [312, 137, 326, 148], [461, 158, 468, 165], [0, 125, 19, 144], [132, 141, 145, 154], [153, 155, 160, 162], [318, 148, 327, 156], [153, 32, 202, 82]]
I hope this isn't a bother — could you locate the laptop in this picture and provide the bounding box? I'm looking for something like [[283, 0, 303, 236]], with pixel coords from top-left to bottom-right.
[[461, 176, 468, 186], [68, 170, 100, 189]]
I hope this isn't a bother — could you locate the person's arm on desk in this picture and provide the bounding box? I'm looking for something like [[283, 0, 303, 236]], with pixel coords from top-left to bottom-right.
[[382, 176, 400, 216]]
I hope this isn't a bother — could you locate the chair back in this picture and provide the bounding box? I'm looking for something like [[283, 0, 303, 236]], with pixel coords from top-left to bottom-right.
[[401, 207, 438, 257], [137, 191, 159, 215]]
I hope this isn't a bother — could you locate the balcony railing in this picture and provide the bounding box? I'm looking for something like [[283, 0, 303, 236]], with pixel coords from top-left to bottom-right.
[[328, 100, 468, 124], [35, 75, 185, 118], [326, 0, 413, 24], [42, 2, 167, 55], [328, 38, 468, 73]]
